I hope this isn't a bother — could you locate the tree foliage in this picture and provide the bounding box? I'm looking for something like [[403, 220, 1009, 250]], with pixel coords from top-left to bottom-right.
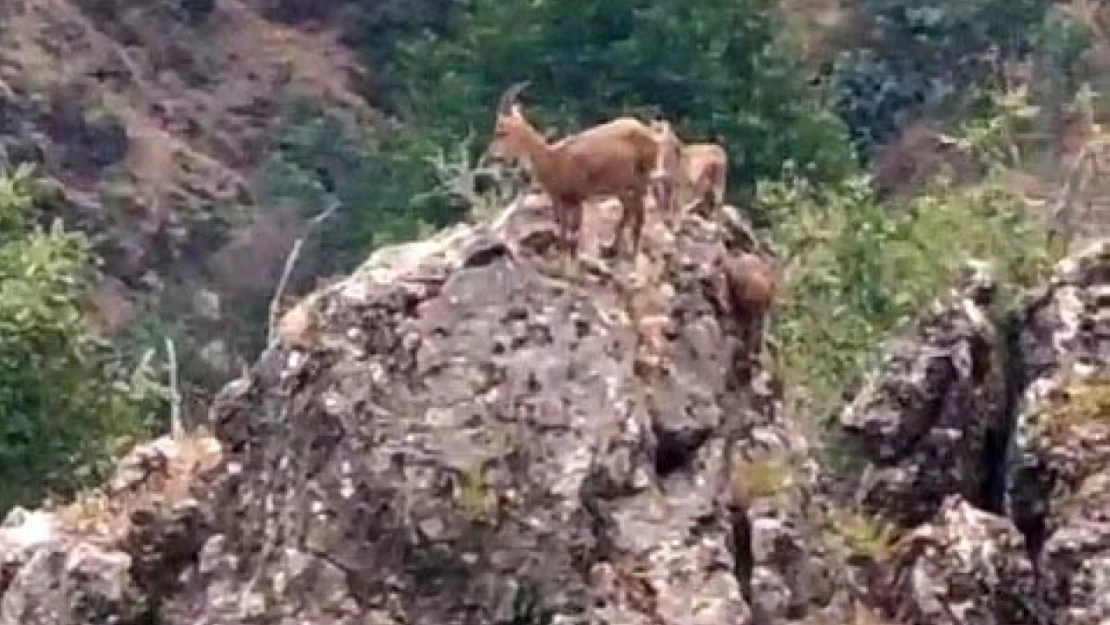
[[262, 0, 859, 262], [763, 141, 1054, 425], [0, 164, 163, 509], [828, 0, 1056, 158], [258, 101, 444, 274], [395, 0, 855, 197]]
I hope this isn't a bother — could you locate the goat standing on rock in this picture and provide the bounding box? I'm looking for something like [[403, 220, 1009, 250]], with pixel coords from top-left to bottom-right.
[[649, 118, 729, 219], [485, 82, 660, 260]]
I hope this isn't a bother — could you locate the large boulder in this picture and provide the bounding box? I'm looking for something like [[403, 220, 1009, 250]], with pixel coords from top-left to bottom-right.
[[837, 260, 1008, 527], [0, 182, 1106, 625], [182, 196, 815, 624]]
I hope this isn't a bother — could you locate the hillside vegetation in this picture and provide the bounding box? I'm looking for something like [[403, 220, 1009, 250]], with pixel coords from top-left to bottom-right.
[[0, 0, 1105, 511]]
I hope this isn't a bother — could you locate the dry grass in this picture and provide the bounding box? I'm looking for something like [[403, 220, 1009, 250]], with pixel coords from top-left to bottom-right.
[[1034, 373, 1110, 444], [731, 456, 795, 500], [825, 506, 899, 562], [51, 427, 222, 545]]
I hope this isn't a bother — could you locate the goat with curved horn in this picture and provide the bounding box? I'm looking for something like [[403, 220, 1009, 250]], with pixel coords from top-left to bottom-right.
[[648, 119, 730, 219], [485, 82, 660, 261], [497, 81, 531, 114]]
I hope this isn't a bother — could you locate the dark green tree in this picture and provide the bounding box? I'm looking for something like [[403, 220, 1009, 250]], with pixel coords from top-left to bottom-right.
[[394, 0, 855, 203]]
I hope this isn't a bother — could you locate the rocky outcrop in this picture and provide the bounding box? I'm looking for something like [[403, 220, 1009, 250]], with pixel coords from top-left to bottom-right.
[[0, 195, 844, 624], [0, 431, 219, 624], [189, 195, 829, 625], [835, 241, 1109, 625], [837, 259, 1007, 527], [1006, 241, 1110, 625], [0, 185, 1106, 624]]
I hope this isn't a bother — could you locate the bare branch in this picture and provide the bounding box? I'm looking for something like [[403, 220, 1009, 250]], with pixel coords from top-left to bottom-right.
[[164, 337, 182, 441], [267, 201, 341, 346]]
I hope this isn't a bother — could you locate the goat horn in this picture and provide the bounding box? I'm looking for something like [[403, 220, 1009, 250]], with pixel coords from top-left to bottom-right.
[[497, 81, 531, 114]]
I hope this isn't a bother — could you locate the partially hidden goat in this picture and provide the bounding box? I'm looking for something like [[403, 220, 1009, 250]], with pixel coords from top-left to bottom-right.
[[485, 82, 660, 259], [725, 252, 776, 318], [722, 251, 777, 353], [649, 119, 729, 218]]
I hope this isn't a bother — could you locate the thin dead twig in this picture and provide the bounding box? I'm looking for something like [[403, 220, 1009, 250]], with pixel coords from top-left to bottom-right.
[[164, 337, 182, 440], [1049, 134, 1110, 249], [266, 201, 341, 346]]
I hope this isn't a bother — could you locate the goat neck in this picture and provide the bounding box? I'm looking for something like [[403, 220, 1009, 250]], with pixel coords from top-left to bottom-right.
[[513, 118, 562, 192]]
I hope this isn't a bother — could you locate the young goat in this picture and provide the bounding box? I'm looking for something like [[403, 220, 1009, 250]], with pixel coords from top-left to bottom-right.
[[648, 117, 683, 225], [722, 251, 777, 355], [649, 119, 729, 218], [485, 82, 660, 259]]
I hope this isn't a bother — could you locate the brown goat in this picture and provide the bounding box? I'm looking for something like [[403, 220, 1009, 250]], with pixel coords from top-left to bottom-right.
[[649, 119, 729, 217], [486, 82, 660, 259], [648, 117, 684, 222], [722, 251, 777, 351]]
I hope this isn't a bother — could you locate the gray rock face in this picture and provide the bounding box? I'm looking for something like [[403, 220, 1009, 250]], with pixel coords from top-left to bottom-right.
[[837, 242, 1108, 625], [838, 260, 1007, 527], [0, 191, 1107, 625], [1, 539, 149, 625], [186, 196, 807, 625], [1006, 241, 1110, 625], [877, 495, 1042, 625]]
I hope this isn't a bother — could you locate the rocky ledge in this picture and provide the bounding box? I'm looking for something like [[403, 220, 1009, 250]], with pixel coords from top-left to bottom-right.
[[0, 193, 1106, 625]]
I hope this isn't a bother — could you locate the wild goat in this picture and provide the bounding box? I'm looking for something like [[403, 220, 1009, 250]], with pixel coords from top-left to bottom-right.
[[649, 119, 729, 217], [485, 82, 660, 259], [725, 252, 776, 319], [722, 250, 777, 353]]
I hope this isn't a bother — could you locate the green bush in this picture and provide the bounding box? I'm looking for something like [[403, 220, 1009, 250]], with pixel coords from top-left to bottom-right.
[[338, 0, 460, 109], [763, 161, 1053, 425], [827, 0, 1055, 160], [259, 0, 859, 258], [0, 164, 164, 510], [392, 0, 856, 209], [257, 100, 447, 274], [863, 0, 1050, 67]]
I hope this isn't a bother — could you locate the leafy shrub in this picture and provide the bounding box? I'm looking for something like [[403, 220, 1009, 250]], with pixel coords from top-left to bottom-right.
[[762, 161, 1053, 425], [0, 164, 164, 510], [826, 0, 1055, 162], [338, 0, 461, 108], [1031, 5, 1096, 103], [827, 52, 936, 159], [260, 0, 860, 258], [257, 101, 445, 274]]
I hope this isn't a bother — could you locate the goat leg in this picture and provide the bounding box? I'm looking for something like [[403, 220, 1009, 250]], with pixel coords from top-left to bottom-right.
[[562, 205, 575, 256], [610, 194, 634, 258], [656, 178, 677, 229], [551, 198, 568, 255], [601, 207, 624, 260], [629, 192, 646, 259], [617, 189, 646, 259], [712, 183, 725, 211], [567, 200, 584, 258]]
